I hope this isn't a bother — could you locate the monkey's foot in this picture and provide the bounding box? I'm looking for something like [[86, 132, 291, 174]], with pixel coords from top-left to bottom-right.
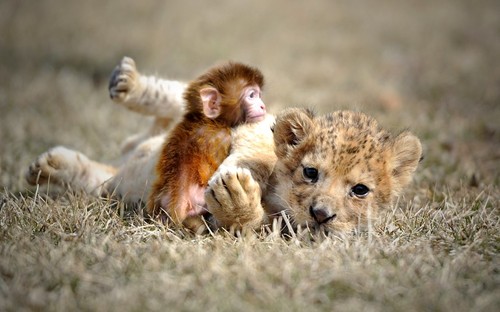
[[109, 56, 140, 103], [205, 166, 265, 229], [25, 146, 114, 196]]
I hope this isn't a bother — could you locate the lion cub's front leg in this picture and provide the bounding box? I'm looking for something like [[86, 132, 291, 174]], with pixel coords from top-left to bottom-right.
[[205, 116, 276, 230], [25, 146, 116, 196], [205, 166, 267, 230]]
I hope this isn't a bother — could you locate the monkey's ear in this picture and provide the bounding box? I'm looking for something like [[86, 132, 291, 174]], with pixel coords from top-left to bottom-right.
[[200, 87, 222, 119], [273, 108, 315, 158]]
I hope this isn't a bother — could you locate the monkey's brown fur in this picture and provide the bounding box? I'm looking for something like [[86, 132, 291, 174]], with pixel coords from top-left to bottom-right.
[[148, 62, 264, 230]]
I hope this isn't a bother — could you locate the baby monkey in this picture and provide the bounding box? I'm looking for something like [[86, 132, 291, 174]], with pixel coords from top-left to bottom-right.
[[148, 62, 266, 231]]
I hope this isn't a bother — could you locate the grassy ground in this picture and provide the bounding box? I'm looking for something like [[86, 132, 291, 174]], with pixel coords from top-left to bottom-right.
[[0, 0, 498, 311]]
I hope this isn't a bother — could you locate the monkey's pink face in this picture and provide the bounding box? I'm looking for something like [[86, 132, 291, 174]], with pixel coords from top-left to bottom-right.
[[243, 85, 266, 123]]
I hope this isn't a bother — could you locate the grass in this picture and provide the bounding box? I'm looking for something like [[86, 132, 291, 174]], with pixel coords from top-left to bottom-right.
[[0, 0, 498, 311]]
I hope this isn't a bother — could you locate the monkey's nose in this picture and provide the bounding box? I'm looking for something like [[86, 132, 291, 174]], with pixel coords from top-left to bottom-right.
[[309, 206, 336, 224]]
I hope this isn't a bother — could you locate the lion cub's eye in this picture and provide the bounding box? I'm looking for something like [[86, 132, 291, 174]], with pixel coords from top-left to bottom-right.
[[303, 167, 319, 183], [351, 184, 370, 198]]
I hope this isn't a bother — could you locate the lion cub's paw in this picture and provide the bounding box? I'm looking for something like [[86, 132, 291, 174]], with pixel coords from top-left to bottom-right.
[[109, 56, 140, 102], [205, 166, 263, 227], [25, 146, 84, 186]]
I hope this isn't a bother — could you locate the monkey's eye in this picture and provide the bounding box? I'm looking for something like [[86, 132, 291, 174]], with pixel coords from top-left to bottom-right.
[[303, 167, 319, 183], [247, 87, 261, 99], [350, 184, 370, 198]]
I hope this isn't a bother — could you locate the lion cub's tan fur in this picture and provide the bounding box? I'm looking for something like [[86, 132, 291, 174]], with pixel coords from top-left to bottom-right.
[[26, 57, 422, 234], [206, 108, 422, 233], [270, 108, 421, 232]]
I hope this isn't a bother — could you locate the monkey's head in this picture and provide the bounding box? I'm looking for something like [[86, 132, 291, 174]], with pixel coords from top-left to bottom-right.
[[184, 62, 266, 126]]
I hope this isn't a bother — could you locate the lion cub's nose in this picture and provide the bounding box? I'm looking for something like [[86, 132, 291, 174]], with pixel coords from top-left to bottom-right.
[[309, 206, 336, 224]]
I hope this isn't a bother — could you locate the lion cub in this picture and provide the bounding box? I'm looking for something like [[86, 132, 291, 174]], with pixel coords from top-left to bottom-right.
[[206, 108, 422, 233], [267, 108, 422, 232]]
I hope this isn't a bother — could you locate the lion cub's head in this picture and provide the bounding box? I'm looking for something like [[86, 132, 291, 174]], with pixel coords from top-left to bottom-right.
[[267, 108, 422, 233]]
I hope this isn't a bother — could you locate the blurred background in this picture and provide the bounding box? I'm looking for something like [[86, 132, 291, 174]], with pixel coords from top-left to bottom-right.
[[0, 0, 498, 192]]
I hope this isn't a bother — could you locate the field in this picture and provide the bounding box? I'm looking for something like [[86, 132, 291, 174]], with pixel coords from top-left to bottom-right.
[[0, 0, 499, 311]]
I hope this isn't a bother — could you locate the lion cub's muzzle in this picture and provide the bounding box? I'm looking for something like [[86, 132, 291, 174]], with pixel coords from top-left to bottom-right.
[[309, 205, 336, 225]]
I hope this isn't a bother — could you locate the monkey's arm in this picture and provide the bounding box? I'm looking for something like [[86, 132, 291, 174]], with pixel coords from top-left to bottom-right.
[[109, 57, 187, 119], [205, 115, 277, 229]]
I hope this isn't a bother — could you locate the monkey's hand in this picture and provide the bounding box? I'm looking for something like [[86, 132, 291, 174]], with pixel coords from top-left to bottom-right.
[[109, 56, 141, 104], [205, 166, 267, 230]]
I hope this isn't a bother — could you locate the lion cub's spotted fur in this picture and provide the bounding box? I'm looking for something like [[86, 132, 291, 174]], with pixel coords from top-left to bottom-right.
[[266, 108, 422, 233], [26, 57, 422, 234], [206, 108, 422, 234]]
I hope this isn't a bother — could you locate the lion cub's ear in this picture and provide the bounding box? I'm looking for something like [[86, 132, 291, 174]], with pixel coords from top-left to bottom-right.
[[388, 131, 423, 197], [273, 108, 315, 158]]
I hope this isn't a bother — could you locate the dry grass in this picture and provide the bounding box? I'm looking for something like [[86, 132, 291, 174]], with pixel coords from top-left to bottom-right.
[[0, 0, 498, 311]]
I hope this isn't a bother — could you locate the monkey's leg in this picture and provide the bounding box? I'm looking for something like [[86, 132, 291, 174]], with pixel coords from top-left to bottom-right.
[[25, 146, 117, 196], [109, 56, 187, 119], [205, 166, 267, 230]]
